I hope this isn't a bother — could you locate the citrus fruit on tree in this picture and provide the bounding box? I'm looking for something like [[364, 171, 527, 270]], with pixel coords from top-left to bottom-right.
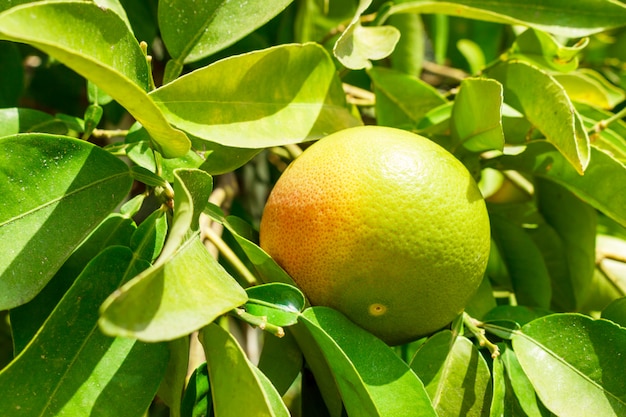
[[259, 126, 491, 345]]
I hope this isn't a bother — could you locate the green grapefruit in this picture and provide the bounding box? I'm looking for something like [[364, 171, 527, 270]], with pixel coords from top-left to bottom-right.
[[259, 126, 490, 345]]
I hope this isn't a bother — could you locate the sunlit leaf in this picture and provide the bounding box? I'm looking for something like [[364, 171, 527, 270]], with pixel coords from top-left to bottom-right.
[[0, 134, 132, 310], [0, 1, 190, 157], [0, 246, 168, 416], [509, 27, 587, 72], [554, 69, 626, 109], [512, 314, 626, 417], [151, 43, 360, 149]]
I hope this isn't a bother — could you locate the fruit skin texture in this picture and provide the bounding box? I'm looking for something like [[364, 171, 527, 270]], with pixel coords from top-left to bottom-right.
[[259, 126, 490, 345]]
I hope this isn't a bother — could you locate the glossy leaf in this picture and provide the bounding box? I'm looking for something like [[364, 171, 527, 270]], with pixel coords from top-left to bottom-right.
[[512, 314, 626, 416], [99, 234, 248, 341], [497, 141, 626, 227], [509, 28, 587, 72], [181, 363, 211, 417], [295, 306, 438, 417], [0, 107, 68, 136], [200, 322, 290, 417], [410, 330, 492, 417], [0, 134, 132, 310], [151, 43, 360, 148], [500, 345, 546, 417], [245, 283, 306, 327], [535, 177, 597, 311], [368, 66, 447, 129], [388, 0, 626, 37], [490, 214, 552, 309], [0, 246, 169, 416], [451, 77, 504, 153], [333, 0, 400, 69], [129, 208, 168, 263], [489, 61, 590, 174], [10, 213, 135, 354], [554, 69, 626, 109], [0, 1, 190, 157], [159, 0, 294, 67]]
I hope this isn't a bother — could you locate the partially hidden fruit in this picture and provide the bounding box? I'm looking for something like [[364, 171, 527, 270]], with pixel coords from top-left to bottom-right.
[[259, 126, 490, 345]]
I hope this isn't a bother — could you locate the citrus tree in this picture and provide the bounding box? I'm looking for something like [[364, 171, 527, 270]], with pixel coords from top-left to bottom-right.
[[1, 1, 626, 416]]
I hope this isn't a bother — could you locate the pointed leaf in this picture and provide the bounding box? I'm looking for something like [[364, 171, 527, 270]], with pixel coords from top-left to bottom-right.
[[0, 134, 132, 310], [159, 0, 294, 65], [10, 213, 135, 354], [489, 61, 590, 174], [509, 28, 587, 72], [512, 313, 626, 417], [0, 246, 169, 416], [150, 43, 361, 148], [0, 1, 190, 157], [388, 0, 626, 37], [295, 306, 438, 417], [0, 107, 68, 136], [368, 66, 447, 129], [200, 322, 290, 417], [554, 69, 626, 109], [99, 235, 248, 341], [410, 330, 492, 417], [451, 77, 504, 153], [497, 141, 626, 227]]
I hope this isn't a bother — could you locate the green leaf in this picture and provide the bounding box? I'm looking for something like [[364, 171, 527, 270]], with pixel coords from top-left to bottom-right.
[[512, 313, 626, 417], [151, 43, 360, 148], [200, 322, 290, 417], [99, 235, 248, 341], [0, 40, 22, 107], [368, 66, 447, 129], [0, 134, 132, 310], [602, 297, 626, 327], [0, 246, 169, 416], [500, 345, 547, 417], [388, 0, 626, 37], [159, 0, 294, 67], [535, 177, 597, 311], [490, 214, 552, 309], [0, 107, 68, 136], [497, 141, 626, 227], [577, 104, 626, 164], [295, 306, 438, 417], [509, 28, 587, 73], [451, 77, 504, 153], [489, 345, 505, 417], [410, 330, 492, 417], [387, 13, 424, 76], [554, 69, 626, 110], [258, 331, 303, 396], [158, 338, 190, 417], [10, 213, 135, 354], [0, 1, 190, 157], [245, 283, 306, 327], [181, 363, 211, 417], [333, 0, 400, 70], [488, 61, 590, 174], [130, 208, 168, 263]]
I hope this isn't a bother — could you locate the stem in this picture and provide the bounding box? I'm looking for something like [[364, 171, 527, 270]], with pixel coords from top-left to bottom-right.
[[91, 128, 129, 139], [204, 226, 257, 286], [462, 312, 500, 358], [230, 308, 285, 338], [589, 106, 626, 134]]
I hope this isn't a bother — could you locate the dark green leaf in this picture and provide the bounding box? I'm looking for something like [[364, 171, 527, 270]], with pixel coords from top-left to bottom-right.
[[258, 331, 303, 396], [0, 134, 132, 310], [295, 306, 438, 417], [245, 283, 306, 326], [150, 43, 361, 148], [200, 322, 290, 417], [602, 297, 626, 327], [512, 313, 626, 416], [0, 246, 169, 416], [159, 0, 294, 67], [0, 107, 67, 136], [130, 208, 168, 263], [490, 214, 552, 309], [500, 345, 547, 417], [410, 330, 492, 417], [0, 2, 190, 157], [497, 141, 626, 227], [181, 363, 211, 417], [0, 40, 22, 106]]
